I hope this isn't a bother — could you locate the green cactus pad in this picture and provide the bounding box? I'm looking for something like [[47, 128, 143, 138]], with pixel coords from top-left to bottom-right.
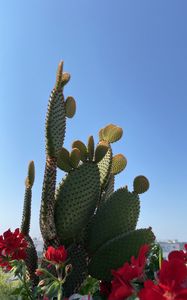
[[87, 188, 140, 254], [88, 228, 155, 280], [46, 89, 66, 158], [61, 72, 71, 87], [111, 154, 127, 175], [94, 143, 109, 163], [133, 175, 150, 194], [57, 148, 72, 172], [70, 148, 81, 168], [87, 136, 95, 161], [72, 140, 88, 162], [97, 142, 112, 189], [102, 124, 123, 143], [54, 162, 100, 245], [65, 96, 76, 118]]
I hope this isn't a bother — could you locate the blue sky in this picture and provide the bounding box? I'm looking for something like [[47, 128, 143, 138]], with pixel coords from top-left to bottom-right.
[[0, 0, 187, 241]]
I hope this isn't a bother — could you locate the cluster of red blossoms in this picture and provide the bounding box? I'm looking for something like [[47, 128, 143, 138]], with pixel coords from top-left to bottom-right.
[[44, 245, 68, 265], [101, 244, 187, 300], [0, 228, 27, 270]]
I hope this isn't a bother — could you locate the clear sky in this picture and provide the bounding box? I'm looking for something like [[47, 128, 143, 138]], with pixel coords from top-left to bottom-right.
[[0, 0, 187, 241]]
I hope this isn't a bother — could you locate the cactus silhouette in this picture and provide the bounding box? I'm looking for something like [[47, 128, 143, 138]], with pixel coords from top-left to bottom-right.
[[20, 61, 155, 296]]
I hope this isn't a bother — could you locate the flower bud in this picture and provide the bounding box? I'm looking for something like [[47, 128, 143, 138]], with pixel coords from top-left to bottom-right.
[[35, 268, 44, 276], [65, 263, 72, 275], [38, 279, 45, 287]]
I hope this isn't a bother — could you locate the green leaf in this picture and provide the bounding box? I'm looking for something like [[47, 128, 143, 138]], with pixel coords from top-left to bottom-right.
[[45, 281, 60, 298]]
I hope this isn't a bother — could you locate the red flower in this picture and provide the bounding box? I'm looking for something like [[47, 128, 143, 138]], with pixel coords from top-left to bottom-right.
[[108, 244, 149, 300], [168, 245, 187, 264], [44, 245, 67, 265], [139, 254, 187, 300], [0, 228, 27, 270]]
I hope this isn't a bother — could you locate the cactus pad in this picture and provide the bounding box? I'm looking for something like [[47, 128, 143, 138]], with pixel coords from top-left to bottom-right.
[[111, 154, 127, 175], [57, 147, 72, 172], [72, 140, 88, 162], [70, 148, 81, 168], [102, 124, 123, 143], [46, 89, 66, 158], [99, 128, 104, 141], [87, 188, 140, 254], [133, 175, 150, 194], [88, 228, 155, 280], [94, 142, 109, 163], [87, 136, 95, 161], [54, 162, 100, 245], [65, 96, 76, 118]]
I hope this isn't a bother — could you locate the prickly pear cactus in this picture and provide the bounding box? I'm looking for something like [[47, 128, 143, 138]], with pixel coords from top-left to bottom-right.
[[20, 61, 155, 294]]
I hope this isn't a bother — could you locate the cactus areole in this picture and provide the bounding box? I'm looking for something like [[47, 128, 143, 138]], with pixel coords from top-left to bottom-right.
[[20, 61, 155, 296]]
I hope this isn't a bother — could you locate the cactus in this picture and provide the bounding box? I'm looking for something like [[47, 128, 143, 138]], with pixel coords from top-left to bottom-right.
[[19, 61, 155, 295], [20, 161, 38, 286]]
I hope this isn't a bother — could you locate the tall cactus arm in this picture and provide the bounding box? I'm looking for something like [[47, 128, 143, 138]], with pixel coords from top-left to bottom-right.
[[20, 161, 38, 287], [40, 62, 76, 247], [45, 62, 67, 158], [21, 161, 35, 235], [40, 157, 59, 246]]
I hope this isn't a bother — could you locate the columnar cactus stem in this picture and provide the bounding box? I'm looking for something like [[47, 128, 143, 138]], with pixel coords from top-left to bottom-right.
[[40, 157, 59, 247], [21, 186, 32, 235], [20, 161, 38, 286]]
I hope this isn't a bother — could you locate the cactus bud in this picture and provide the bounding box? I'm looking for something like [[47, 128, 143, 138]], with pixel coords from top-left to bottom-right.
[[62, 72, 71, 87]]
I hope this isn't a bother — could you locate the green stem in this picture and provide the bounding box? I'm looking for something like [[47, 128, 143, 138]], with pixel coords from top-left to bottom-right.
[[39, 267, 58, 281], [57, 282, 63, 300], [17, 274, 33, 300]]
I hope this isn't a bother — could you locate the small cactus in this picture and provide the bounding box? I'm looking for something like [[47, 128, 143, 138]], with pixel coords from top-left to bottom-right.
[[19, 61, 155, 295], [20, 161, 38, 286]]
